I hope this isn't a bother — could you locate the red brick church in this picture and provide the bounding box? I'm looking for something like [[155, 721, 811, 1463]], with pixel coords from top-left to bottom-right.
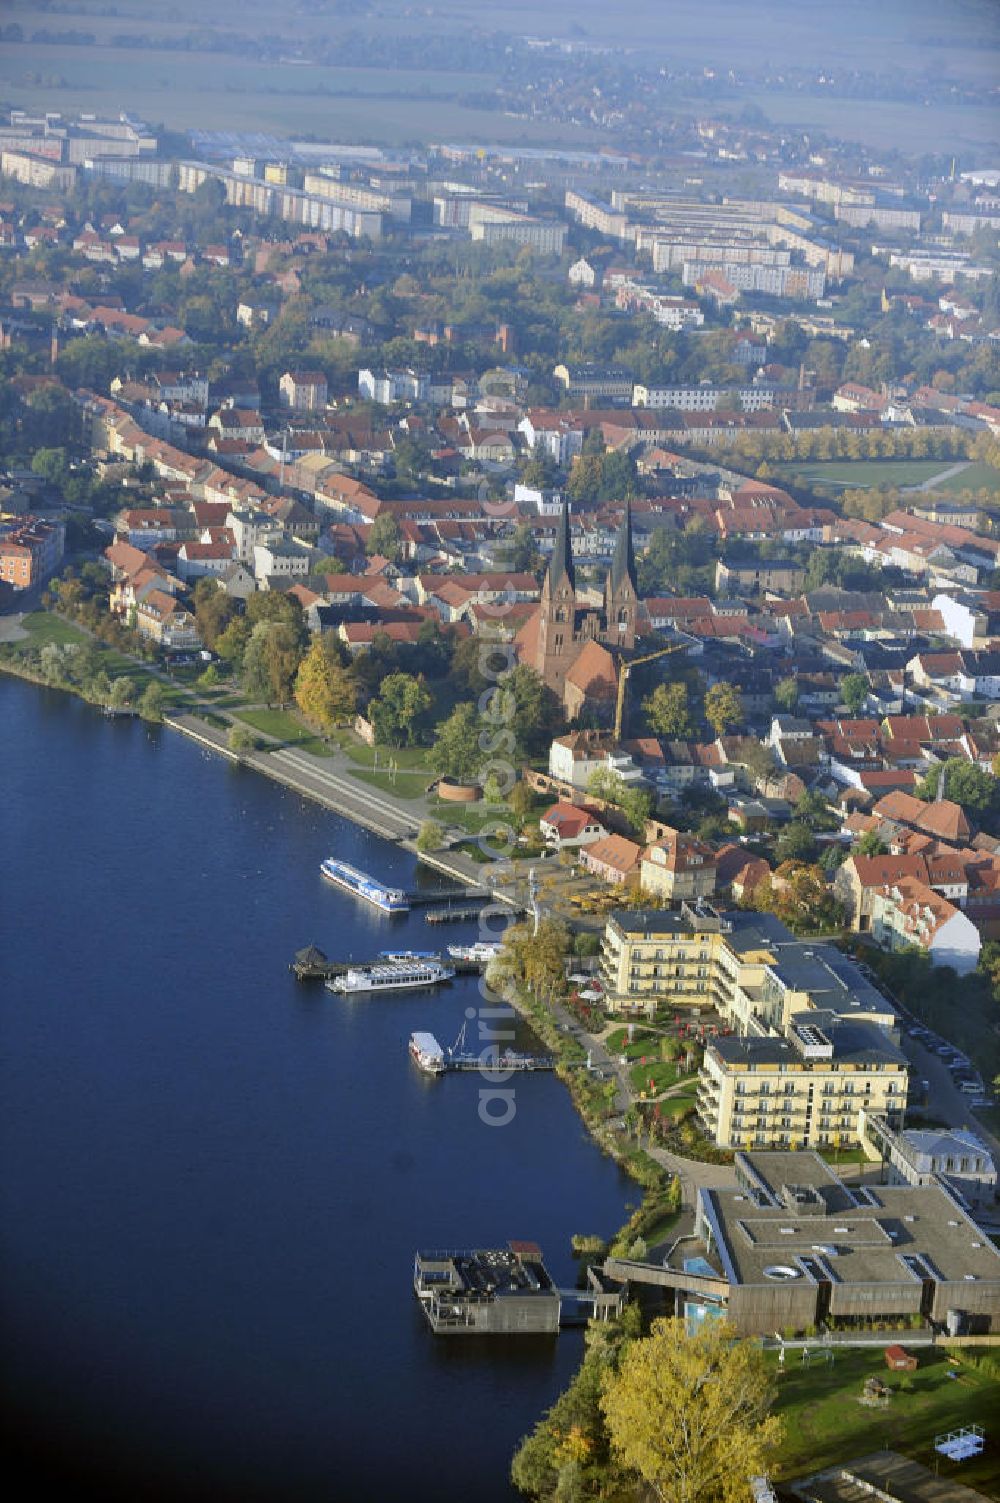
[[515, 501, 639, 720]]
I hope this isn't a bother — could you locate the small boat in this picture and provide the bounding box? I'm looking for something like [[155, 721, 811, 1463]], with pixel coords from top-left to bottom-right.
[[446, 941, 502, 964], [379, 949, 442, 963], [326, 958, 455, 996], [409, 1032, 446, 1074]]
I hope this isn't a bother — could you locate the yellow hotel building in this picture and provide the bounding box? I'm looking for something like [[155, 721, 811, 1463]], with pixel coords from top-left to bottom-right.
[[600, 904, 907, 1151]]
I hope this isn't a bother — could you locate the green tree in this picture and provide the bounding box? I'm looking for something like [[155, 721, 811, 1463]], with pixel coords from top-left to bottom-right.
[[774, 675, 799, 713], [366, 512, 402, 563], [520, 439, 559, 490], [794, 788, 838, 832], [416, 819, 444, 853], [503, 664, 564, 758], [108, 675, 136, 709], [643, 681, 693, 739], [430, 702, 483, 781], [600, 1317, 782, 1503], [854, 828, 887, 857], [294, 635, 357, 733], [738, 740, 777, 790], [841, 673, 869, 715], [775, 820, 818, 864], [587, 766, 652, 837], [215, 615, 252, 669], [192, 577, 235, 651], [242, 621, 303, 706], [30, 447, 71, 486], [228, 724, 259, 758], [139, 681, 167, 723], [704, 681, 743, 738], [369, 671, 433, 746]]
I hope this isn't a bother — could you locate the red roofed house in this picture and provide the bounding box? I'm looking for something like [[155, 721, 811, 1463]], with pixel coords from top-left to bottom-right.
[[580, 833, 643, 887], [869, 877, 981, 974], [871, 790, 972, 848], [538, 802, 606, 851], [640, 827, 718, 901]]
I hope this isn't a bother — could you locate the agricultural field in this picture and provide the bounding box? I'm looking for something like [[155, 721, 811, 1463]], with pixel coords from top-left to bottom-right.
[[770, 1345, 1000, 1492], [775, 460, 960, 493], [0, 0, 996, 152]]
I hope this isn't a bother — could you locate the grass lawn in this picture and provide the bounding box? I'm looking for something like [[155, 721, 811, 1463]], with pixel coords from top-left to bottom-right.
[[607, 1028, 664, 1059], [775, 460, 955, 493], [658, 1084, 700, 1118], [769, 1346, 1000, 1490], [630, 1060, 685, 1096], [934, 461, 1000, 494], [234, 708, 333, 757], [18, 612, 89, 647], [350, 767, 429, 800]]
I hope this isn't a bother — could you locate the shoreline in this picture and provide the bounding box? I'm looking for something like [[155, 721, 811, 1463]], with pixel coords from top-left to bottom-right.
[[0, 658, 523, 898], [1, 663, 644, 1172]]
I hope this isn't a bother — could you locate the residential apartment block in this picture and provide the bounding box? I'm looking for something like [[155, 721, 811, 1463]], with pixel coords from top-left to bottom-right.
[[0, 516, 65, 590]]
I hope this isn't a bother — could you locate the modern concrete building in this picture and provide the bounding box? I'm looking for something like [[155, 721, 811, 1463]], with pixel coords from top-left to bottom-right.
[[413, 1243, 562, 1335], [606, 1151, 1000, 1337]]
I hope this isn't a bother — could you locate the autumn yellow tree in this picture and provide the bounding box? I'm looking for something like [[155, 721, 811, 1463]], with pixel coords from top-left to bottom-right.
[[600, 1317, 782, 1503], [294, 635, 356, 733], [704, 681, 743, 738]]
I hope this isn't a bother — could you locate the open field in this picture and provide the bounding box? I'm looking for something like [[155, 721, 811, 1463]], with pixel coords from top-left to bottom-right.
[[6, 0, 993, 85], [1, 1, 996, 152], [769, 1345, 1000, 1491], [775, 460, 957, 492], [934, 461, 1000, 494]]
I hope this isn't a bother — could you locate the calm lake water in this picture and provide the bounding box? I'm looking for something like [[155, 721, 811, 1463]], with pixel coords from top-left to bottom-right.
[[0, 678, 631, 1502]]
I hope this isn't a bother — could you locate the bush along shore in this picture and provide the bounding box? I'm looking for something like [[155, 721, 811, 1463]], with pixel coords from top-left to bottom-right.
[[0, 634, 173, 722]]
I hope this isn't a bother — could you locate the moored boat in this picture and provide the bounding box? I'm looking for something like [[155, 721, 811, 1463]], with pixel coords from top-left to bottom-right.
[[320, 858, 409, 913], [326, 958, 455, 995], [409, 1032, 446, 1074], [446, 941, 502, 964]]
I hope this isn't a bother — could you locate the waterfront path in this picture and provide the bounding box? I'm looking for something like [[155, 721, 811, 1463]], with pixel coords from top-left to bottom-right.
[[164, 709, 528, 894], [0, 613, 28, 644], [546, 999, 737, 1202]]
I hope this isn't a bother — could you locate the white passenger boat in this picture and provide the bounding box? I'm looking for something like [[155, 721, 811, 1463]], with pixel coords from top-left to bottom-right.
[[327, 959, 455, 995], [446, 942, 502, 964]]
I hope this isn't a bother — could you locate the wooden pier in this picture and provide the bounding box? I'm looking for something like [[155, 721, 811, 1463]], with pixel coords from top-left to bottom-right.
[[407, 887, 492, 908], [290, 945, 346, 981], [425, 905, 491, 925]]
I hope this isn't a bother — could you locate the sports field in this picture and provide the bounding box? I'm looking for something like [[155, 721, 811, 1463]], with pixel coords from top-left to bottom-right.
[[775, 461, 958, 493]]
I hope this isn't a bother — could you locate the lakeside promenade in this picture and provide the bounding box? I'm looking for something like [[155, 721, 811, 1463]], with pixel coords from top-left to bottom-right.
[[165, 709, 521, 896]]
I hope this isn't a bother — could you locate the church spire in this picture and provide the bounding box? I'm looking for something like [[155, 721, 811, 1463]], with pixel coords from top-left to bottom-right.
[[608, 498, 637, 597], [546, 498, 575, 596]]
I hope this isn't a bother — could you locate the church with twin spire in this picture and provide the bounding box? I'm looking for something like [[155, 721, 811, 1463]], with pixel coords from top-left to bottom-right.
[[514, 500, 641, 721]]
